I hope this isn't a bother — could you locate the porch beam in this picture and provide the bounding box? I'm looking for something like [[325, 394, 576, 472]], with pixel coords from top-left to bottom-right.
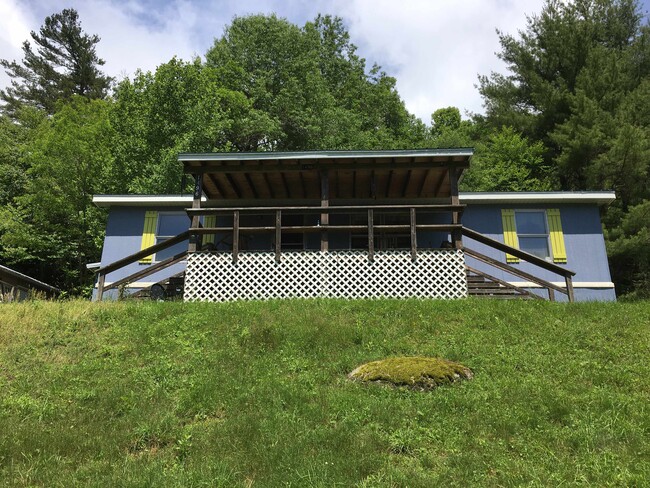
[[244, 173, 258, 199], [190, 223, 462, 234], [368, 209, 374, 262], [186, 204, 466, 215], [433, 170, 447, 196], [449, 168, 462, 249], [263, 173, 275, 198], [410, 207, 417, 262], [224, 173, 242, 199], [402, 169, 412, 197], [320, 169, 329, 251], [275, 210, 281, 263], [280, 172, 290, 198], [418, 169, 430, 196], [207, 173, 226, 199], [232, 210, 239, 263], [189, 172, 203, 252]]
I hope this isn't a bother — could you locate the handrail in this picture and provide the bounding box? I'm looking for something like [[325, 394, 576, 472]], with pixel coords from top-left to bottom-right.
[[96, 231, 190, 275], [462, 226, 575, 278], [186, 204, 465, 214], [464, 248, 568, 297], [102, 250, 188, 293], [189, 224, 462, 235], [96, 230, 190, 301]]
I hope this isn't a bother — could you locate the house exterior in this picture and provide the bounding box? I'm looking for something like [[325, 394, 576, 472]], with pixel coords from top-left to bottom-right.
[[92, 150, 616, 302]]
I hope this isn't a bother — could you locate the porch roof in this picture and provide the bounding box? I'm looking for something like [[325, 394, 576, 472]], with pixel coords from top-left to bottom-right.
[[179, 149, 473, 200]]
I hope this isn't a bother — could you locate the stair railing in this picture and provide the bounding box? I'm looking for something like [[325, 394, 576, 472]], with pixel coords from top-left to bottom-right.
[[462, 226, 576, 302], [95, 231, 190, 301]]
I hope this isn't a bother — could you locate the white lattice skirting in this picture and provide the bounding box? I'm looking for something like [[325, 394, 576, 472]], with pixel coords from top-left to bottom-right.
[[184, 249, 467, 302]]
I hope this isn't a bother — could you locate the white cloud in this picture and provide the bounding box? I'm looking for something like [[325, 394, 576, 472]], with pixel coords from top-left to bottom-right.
[[329, 0, 544, 121], [0, 0, 35, 91], [0, 0, 544, 123]]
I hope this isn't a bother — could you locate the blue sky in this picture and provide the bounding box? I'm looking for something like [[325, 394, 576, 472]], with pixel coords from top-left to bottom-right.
[[2, 0, 649, 122]]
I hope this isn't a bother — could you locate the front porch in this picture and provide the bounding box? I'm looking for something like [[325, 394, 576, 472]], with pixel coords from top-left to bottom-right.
[[94, 149, 576, 302]]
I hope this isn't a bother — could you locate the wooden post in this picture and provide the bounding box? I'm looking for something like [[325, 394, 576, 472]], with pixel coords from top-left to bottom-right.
[[320, 169, 329, 252], [410, 207, 417, 262], [189, 172, 203, 252], [97, 273, 105, 302], [368, 209, 374, 262], [548, 287, 556, 302], [232, 210, 239, 264], [565, 275, 575, 302], [449, 168, 462, 249], [275, 210, 281, 263]]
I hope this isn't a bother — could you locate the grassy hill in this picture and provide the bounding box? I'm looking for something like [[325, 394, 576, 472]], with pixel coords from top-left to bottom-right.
[[1, 299, 648, 486]]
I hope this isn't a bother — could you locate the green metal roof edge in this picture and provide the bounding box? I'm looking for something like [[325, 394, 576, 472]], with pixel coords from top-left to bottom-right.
[[178, 148, 474, 162]]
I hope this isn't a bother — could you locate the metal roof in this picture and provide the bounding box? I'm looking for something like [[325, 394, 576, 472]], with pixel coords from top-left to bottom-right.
[[178, 148, 474, 162], [459, 191, 616, 205], [92, 191, 616, 207]]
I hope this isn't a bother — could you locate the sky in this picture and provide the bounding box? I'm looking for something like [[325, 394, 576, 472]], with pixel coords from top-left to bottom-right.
[[1, 0, 649, 123]]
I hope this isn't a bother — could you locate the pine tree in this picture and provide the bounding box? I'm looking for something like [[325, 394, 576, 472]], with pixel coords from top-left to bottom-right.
[[0, 8, 112, 117]]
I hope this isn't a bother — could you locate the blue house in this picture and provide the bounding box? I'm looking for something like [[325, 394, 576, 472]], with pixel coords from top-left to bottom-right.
[[93, 150, 616, 302]]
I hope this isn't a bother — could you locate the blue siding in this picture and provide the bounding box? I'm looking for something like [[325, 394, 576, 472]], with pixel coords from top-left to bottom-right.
[[462, 204, 615, 301], [96, 201, 615, 301]]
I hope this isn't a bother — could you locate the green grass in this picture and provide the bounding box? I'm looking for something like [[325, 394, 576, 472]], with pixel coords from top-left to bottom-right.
[[0, 299, 648, 487]]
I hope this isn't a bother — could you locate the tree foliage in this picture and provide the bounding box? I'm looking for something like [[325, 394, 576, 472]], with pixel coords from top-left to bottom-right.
[[0, 8, 111, 117], [205, 14, 426, 151], [478, 0, 650, 296], [0, 97, 114, 292]]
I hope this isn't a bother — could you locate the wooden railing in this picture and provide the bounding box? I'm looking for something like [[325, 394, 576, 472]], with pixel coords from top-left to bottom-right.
[[95, 231, 190, 301], [187, 204, 464, 263], [462, 226, 575, 302]]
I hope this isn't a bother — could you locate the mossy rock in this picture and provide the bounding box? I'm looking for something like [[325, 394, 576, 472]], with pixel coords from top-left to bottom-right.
[[349, 356, 473, 391]]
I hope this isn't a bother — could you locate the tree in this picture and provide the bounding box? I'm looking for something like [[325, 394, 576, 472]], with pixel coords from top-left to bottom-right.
[[606, 200, 650, 297], [0, 97, 114, 292], [478, 0, 646, 169], [461, 127, 552, 192], [477, 0, 650, 296], [0, 8, 111, 117], [205, 14, 425, 151], [111, 58, 281, 194]]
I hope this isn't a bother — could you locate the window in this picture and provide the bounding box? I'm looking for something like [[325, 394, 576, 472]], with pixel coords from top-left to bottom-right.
[[514, 211, 550, 260], [501, 208, 567, 263], [155, 212, 190, 261]]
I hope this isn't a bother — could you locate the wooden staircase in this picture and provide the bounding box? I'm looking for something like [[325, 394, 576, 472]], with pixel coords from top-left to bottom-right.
[[466, 270, 538, 300]]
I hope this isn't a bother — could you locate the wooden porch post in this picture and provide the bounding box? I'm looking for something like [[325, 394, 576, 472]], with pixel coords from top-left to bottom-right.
[[188, 172, 203, 252], [410, 207, 417, 262], [320, 169, 329, 252], [368, 209, 374, 262], [275, 210, 282, 263], [233, 210, 239, 264], [448, 167, 462, 249]]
